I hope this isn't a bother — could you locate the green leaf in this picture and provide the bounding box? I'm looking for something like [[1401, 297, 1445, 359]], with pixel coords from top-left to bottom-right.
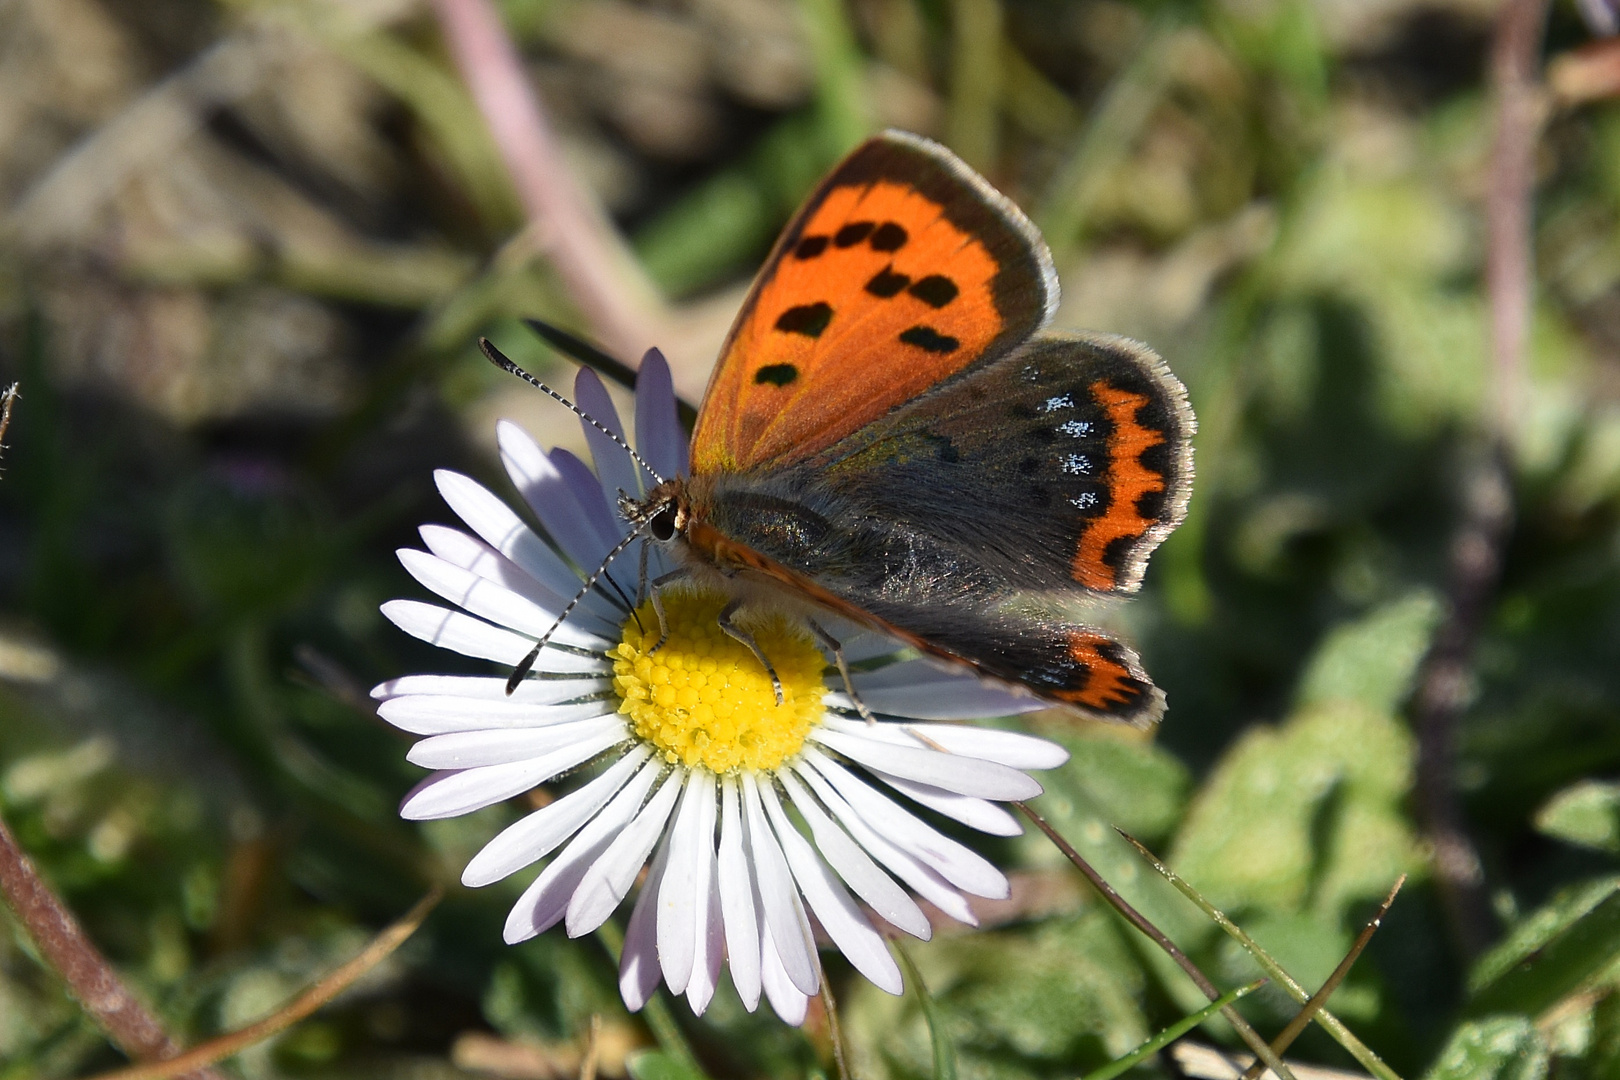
[[627, 1050, 711, 1080], [1295, 591, 1443, 714], [1468, 879, 1620, 1015], [1040, 726, 1191, 844], [1423, 1017, 1549, 1080], [846, 912, 1151, 1078], [1534, 781, 1620, 852], [1169, 700, 1419, 918]]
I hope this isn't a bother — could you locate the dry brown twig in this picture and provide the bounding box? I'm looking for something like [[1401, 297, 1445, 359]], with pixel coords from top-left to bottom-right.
[[0, 813, 225, 1080], [79, 888, 442, 1080], [1411, 0, 1549, 962], [0, 382, 222, 1080], [1236, 876, 1407, 1080], [1015, 803, 1298, 1080]]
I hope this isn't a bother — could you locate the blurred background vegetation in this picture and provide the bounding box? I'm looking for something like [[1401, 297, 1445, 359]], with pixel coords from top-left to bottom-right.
[[2, 0, 1620, 1076]]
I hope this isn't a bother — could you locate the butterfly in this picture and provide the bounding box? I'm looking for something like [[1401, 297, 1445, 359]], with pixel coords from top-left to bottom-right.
[[491, 130, 1194, 727]]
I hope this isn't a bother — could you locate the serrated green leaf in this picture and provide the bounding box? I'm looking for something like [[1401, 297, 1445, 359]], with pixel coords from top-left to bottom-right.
[[1169, 700, 1419, 918], [1423, 1017, 1549, 1080], [1295, 591, 1443, 714], [1534, 781, 1620, 852], [1469, 880, 1620, 1015]]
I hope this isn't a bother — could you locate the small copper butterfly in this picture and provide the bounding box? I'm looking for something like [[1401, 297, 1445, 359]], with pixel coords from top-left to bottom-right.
[[494, 130, 1195, 726]]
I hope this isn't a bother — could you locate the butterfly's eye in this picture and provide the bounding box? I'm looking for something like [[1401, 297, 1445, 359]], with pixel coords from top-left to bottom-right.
[[649, 504, 678, 542]]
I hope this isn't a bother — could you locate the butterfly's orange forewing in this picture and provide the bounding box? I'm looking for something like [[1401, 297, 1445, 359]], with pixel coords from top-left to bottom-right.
[[690, 133, 1056, 475]]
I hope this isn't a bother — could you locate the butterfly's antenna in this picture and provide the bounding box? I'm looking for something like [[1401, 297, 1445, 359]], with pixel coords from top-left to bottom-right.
[[523, 318, 700, 430], [479, 337, 668, 486], [505, 522, 652, 695]]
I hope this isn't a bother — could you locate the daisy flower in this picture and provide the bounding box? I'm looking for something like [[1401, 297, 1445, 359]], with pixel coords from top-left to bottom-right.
[[373, 349, 1069, 1024]]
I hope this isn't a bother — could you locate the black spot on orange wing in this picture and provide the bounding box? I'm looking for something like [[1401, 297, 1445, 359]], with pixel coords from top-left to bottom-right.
[[776, 303, 833, 338], [755, 364, 799, 387], [795, 235, 828, 259], [865, 267, 911, 297], [869, 222, 908, 251], [834, 221, 875, 247], [908, 275, 959, 308], [899, 326, 959, 353]]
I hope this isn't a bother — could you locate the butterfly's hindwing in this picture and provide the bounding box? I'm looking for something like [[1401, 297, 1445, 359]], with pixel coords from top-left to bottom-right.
[[797, 331, 1194, 596]]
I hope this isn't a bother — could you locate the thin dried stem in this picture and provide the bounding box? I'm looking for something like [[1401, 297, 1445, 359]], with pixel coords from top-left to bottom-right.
[[819, 972, 851, 1080], [0, 813, 224, 1080], [1237, 876, 1406, 1080], [80, 889, 442, 1080], [1413, 0, 1548, 962], [579, 1015, 602, 1080], [1014, 803, 1297, 1080], [1115, 831, 1402, 1080], [429, 0, 669, 363]]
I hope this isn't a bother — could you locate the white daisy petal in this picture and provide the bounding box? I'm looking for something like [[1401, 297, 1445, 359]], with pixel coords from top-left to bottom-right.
[[419, 524, 620, 638], [397, 549, 607, 650], [633, 348, 687, 479], [741, 774, 818, 995], [619, 824, 672, 1012], [566, 769, 683, 937], [686, 864, 723, 1015], [718, 775, 762, 1010], [433, 469, 613, 620], [844, 680, 1048, 720], [548, 447, 639, 597], [760, 782, 904, 995], [574, 367, 644, 502], [759, 920, 810, 1026], [406, 717, 625, 769], [793, 761, 978, 926], [778, 771, 930, 938], [380, 600, 606, 674], [463, 746, 651, 886], [659, 769, 716, 995], [808, 727, 1042, 801], [400, 728, 626, 820], [495, 423, 622, 577], [378, 694, 613, 735], [504, 756, 664, 943], [867, 770, 1023, 837], [549, 448, 623, 548], [801, 748, 1009, 899], [370, 674, 606, 703], [823, 716, 1069, 770]]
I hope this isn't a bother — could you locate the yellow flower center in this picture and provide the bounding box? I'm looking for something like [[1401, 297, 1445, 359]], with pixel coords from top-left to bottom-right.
[[610, 589, 825, 773]]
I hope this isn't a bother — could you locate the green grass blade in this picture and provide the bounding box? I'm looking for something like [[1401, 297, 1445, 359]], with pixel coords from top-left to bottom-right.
[[897, 943, 958, 1080], [1117, 831, 1404, 1080], [1083, 979, 1266, 1080]]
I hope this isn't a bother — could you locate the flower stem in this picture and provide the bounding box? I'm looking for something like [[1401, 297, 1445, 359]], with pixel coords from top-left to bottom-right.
[[1014, 802, 1296, 1080]]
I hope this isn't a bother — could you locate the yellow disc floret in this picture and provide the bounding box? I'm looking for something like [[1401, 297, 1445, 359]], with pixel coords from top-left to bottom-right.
[[611, 589, 825, 773]]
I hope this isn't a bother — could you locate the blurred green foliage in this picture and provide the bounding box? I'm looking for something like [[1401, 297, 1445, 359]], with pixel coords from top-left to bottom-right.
[[2, 0, 1620, 1077]]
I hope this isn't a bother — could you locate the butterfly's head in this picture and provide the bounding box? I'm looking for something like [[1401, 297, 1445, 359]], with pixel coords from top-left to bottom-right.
[[629, 477, 693, 545]]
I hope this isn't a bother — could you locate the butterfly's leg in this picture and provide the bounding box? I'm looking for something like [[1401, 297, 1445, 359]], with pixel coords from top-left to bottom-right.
[[646, 568, 689, 655], [635, 534, 650, 610], [717, 600, 784, 705], [807, 619, 876, 725]]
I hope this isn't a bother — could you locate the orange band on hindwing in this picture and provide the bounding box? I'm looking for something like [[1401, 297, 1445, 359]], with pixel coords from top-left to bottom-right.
[[1053, 631, 1147, 713], [1072, 380, 1167, 591]]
